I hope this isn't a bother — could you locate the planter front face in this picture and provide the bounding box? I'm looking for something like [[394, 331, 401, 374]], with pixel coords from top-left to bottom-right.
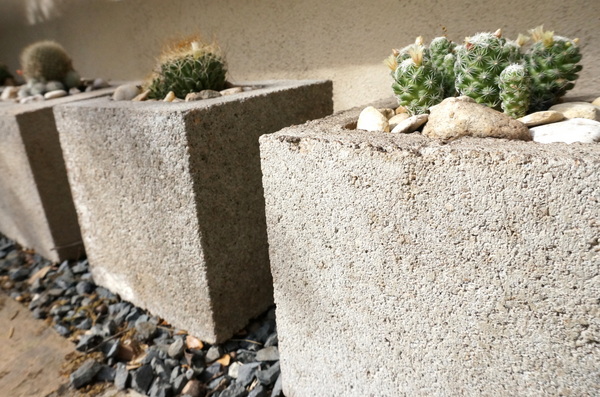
[[0, 88, 115, 262], [259, 103, 600, 396], [54, 80, 333, 343]]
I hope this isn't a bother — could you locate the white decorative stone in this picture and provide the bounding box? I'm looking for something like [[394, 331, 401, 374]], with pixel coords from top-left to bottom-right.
[[163, 91, 176, 102], [132, 89, 150, 102], [391, 114, 428, 134], [0, 86, 20, 101], [220, 87, 244, 96], [92, 78, 110, 89], [19, 94, 44, 104], [422, 96, 530, 141], [112, 84, 141, 101], [198, 90, 222, 99], [530, 118, 600, 144], [549, 102, 600, 121], [44, 89, 68, 100], [517, 110, 565, 127], [388, 113, 410, 129], [592, 97, 600, 107], [357, 106, 389, 132]]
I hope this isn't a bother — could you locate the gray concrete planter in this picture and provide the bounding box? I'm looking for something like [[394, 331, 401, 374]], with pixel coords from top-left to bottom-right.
[[0, 88, 115, 262], [259, 100, 599, 396], [53, 80, 333, 343]]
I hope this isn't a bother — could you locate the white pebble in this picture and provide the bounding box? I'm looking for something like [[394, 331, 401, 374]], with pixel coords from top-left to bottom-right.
[[357, 106, 389, 132], [530, 118, 600, 144], [44, 89, 68, 99]]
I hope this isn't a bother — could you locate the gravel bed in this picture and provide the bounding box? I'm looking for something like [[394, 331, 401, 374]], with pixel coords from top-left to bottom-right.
[[0, 235, 283, 397]]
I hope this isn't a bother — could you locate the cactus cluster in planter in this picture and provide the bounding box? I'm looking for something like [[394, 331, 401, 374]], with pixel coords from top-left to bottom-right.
[[388, 26, 582, 118], [146, 38, 227, 100]]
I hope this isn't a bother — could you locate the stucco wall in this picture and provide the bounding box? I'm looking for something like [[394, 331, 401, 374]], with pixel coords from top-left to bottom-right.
[[0, 0, 598, 110]]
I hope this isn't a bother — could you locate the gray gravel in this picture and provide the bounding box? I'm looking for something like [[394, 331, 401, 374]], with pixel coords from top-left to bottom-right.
[[0, 234, 283, 396]]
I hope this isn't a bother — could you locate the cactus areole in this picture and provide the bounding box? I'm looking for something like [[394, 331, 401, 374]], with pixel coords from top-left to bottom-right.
[[389, 26, 582, 117]]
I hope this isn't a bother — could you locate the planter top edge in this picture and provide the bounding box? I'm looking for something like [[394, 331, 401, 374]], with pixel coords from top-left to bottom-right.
[[54, 79, 331, 112], [262, 97, 600, 160], [0, 86, 117, 116]]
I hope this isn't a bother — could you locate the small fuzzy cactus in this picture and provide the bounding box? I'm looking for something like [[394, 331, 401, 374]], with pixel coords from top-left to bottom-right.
[[429, 36, 457, 97], [526, 25, 582, 112], [147, 38, 227, 100], [390, 37, 445, 116], [454, 29, 521, 109], [499, 63, 531, 118], [20, 40, 80, 89]]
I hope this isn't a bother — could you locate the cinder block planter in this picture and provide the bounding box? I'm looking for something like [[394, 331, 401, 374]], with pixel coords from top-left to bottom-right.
[[259, 101, 600, 396], [53, 80, 333, 343], [0, 88, 115, 262]]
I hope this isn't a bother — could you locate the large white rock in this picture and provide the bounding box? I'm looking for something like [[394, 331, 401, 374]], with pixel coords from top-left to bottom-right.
[[530, 118, 600, 144], [549, 102, 600, 121], [422, 96, 530, 141], [357, 106, 389, 132]]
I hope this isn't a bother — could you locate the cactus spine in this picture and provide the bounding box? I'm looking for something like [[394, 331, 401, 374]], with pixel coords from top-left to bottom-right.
[[429, 36, 457, 97], [20, 40, 79, 88], [526, 25, 582, 112], [147, 38, 227, 100], [390, 37, 445, 116]]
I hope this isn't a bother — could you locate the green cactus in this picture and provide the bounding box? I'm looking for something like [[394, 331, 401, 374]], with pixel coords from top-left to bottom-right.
[[499, 63, 531, 118], [526, 25, 582, 112], [391, 37, 445, 116], [0, 63, 13, 85], [147, 39, 227, 100], [454, 29, 521, 110], [20, 40, 79, 89], [429, 36, 457, 97]]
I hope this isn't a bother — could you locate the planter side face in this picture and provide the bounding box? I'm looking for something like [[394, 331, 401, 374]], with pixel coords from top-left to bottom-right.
[[54, 80, 333, 343], [0, 89, 114, 262], [260, 107, 600, 396]]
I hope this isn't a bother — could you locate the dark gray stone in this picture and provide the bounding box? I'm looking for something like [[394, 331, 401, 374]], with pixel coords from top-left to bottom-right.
[[264, 332, 278, 348], [172, 373, 188, 394], [136, 321, 157, 341], [219, 383, 248, 397], [206, 345, 223, 362], [76, 280, 94, 295], [236, 362, 261, 387], [208, 375, 228, 390], [199, 362, 222, 382], [71, 260, 89, 274], [149, 378, 173, 397], [270, 374, 282, 397], [76, 318, 92, 330], [132, 364, 154, 394], [76, 333, 102, 351], [54, 323, 71, 337], [255, 346, 279, 362], [96, 365, 116, 382], [70, 359, 102, 389], [248, 384, 267, 397], [9, 267, 30, 281], [168, 338, 185, 358], [256, 362, 280, 386], [114, 363, 129, 390]]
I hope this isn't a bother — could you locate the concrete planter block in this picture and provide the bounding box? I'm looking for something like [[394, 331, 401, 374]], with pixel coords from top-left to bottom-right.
[[0, 88, 115, 262], [54, 80, 333, 343], [259, 101, 599, 396]]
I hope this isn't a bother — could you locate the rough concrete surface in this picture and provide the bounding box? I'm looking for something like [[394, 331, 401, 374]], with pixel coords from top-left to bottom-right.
[[260, 101, 600, 396], [54, 80, 333, 343], [0, 88, 115, 262]]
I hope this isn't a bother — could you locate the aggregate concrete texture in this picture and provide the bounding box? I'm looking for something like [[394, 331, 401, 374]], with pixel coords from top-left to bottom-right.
[[54, 80, 333, 343], [259, 101, 600, 396], [0, 88, 115, 262]]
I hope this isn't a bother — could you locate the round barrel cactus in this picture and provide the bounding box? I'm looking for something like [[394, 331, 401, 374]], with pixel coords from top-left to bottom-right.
[[20, 40, 78, 87]]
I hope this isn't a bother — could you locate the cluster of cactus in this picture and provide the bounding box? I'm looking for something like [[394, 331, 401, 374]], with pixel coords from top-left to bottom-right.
[[146, 38, 227, 99], [20, 40, 81, 91], [388, 26, 582, 118], [0, 63, 14, 85]]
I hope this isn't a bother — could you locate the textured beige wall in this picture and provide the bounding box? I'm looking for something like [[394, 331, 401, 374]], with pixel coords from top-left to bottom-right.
[[0, 0, 598, 110]]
